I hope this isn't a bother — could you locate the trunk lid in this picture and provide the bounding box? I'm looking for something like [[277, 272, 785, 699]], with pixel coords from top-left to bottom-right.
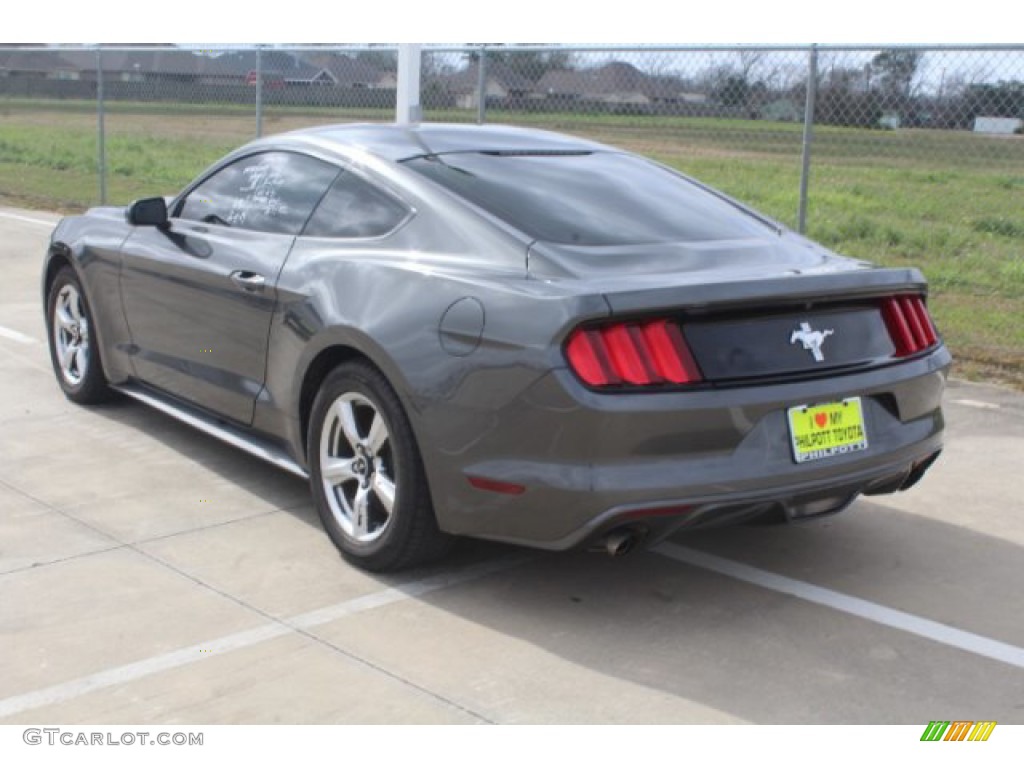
[[530, 235, 933, 382]]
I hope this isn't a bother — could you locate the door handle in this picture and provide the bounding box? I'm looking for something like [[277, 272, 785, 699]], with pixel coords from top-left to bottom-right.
[[230, 271, 266, 292]]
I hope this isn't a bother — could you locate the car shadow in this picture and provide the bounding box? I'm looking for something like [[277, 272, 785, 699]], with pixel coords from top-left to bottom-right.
[[86, 395, 1024, 724], [85, 394, 316, 521], [402, 503, 1024, 723]]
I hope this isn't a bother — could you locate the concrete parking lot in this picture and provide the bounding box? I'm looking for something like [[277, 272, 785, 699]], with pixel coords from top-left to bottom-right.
[[1, 206, 1022, 724]]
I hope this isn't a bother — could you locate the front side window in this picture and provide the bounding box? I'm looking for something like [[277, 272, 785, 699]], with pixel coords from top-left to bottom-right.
[[178, 152, 340, 235]]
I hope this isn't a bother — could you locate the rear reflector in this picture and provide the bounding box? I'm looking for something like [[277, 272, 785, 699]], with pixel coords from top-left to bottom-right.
[[619, 503, 694, 520], [881, 295, 938, 357], [566, 319, 702, 388], [467, 475, 526, 495]]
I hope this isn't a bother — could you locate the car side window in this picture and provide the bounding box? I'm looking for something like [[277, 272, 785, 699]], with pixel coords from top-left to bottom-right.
[[302, 170, 410, 239], [177, 152, 340, 236]]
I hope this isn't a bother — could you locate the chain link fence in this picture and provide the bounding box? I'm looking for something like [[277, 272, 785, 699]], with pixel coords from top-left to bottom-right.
[[1, 44, 1022, 384]]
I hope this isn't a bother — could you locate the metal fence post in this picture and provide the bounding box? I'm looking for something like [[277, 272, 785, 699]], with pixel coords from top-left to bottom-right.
[[396, 44, 423, 125], [255, 45, 264, 138], [476, 47, 487, 124], [96, 47, 107, 205], [797, 44, 818, 234]]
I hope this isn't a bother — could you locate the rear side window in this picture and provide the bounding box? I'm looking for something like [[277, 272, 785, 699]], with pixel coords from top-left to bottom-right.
[[404, 151, 773, 246], [178, 152, 340, 235], [302, 171, 410, 239]]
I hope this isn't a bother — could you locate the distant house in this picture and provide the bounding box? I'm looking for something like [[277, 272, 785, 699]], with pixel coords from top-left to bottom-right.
[[532, 69, 583, 101], [14, 45, 210, 83], [0, 48, 94, 80], [0, 46, 325, 87], [444, 61, 534, 109], [645, 76, 708, 107], [535, 61, 658, 106], [202, 50, 333, 86], [302, 53, 395, 89], [66, 48, 206, 83]]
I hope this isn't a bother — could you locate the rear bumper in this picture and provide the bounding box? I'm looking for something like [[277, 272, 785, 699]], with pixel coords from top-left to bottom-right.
[[543, 441, 943, 551], [427, 345, 951, 550]]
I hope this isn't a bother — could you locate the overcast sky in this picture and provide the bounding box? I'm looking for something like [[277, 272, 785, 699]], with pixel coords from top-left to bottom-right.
[[9, 0, 1021, 45]]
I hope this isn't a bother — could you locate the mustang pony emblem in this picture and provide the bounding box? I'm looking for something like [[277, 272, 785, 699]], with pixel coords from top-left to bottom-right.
[[790, 322, 834, 362]]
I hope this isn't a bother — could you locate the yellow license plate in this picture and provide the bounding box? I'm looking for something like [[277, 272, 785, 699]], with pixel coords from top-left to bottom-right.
[[787, 397, 868, 463]]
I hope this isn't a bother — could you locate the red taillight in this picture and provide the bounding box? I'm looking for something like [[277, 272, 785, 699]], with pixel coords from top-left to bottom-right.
[[565, 319, 703, 388], [565, 330, 616, 386], [642, 320, 701, 383], [881, 294, 938, 358]]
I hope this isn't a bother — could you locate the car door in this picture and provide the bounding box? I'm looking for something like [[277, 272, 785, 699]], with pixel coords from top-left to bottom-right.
[[120, 150, 340, 425]]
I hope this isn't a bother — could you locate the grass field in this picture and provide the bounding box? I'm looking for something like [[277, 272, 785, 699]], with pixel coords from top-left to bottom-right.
[[2, 99, 1022, 386]]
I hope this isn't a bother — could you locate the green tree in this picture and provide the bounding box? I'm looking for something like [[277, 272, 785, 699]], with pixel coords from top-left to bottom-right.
[[871, 49, 922, 101], [714, 75, 750, 107], [354, 48, 397, 73], [465, 45, 574, 81], [963, 80, 1024, 118]]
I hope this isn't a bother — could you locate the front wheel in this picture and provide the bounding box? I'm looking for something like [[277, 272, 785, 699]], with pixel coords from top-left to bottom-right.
[[45, 266, 113, 404], [308, 361, 451, 572]]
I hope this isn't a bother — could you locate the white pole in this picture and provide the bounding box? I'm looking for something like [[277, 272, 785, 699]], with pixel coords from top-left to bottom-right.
[[396, 44, 422, 125]]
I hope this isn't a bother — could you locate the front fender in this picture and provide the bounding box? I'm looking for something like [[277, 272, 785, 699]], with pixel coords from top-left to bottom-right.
[[41, 212, 135, 384]]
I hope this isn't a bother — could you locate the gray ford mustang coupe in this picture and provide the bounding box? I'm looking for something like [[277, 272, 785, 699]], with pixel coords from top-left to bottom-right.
[[43, 123, 950, 571]]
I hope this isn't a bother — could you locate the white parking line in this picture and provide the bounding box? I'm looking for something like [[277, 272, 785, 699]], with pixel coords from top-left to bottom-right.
[[656, 543, 1024, 670], [951, 398, 1001, 410], [0, 325, 37, 345], [0, 555, 528, 720], [0, 211, 55, 228]]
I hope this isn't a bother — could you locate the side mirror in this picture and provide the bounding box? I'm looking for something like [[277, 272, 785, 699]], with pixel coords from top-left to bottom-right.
[[127, 197, 168, 228]]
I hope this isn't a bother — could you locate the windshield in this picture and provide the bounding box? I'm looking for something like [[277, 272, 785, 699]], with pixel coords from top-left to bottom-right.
[[403, 151, 774, 246]]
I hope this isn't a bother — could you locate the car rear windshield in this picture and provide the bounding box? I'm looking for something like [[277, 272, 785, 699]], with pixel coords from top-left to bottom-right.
[[403, 151, 774, 246]]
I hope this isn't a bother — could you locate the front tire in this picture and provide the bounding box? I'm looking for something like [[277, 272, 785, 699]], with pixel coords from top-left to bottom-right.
[[45, 266, 113, 404], [308, 361, 452, 572]]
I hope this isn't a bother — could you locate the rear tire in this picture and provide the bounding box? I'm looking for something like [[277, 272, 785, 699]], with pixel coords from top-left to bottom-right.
[[45, 266, 113, 404], [308, 361, 452, 572]]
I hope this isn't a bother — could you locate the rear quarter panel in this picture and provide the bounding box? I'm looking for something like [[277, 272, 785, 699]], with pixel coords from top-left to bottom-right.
[[258, 205, 611, 532]]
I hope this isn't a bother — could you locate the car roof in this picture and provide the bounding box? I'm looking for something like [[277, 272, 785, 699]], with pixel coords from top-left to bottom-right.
[[263, 122, 611, 162]]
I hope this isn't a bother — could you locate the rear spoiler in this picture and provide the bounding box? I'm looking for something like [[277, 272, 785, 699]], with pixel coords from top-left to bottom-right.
[[599, 268, 929, 316]]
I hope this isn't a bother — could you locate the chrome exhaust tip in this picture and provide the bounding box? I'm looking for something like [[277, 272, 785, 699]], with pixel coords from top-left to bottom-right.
[[593, 528, 640, 557]]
